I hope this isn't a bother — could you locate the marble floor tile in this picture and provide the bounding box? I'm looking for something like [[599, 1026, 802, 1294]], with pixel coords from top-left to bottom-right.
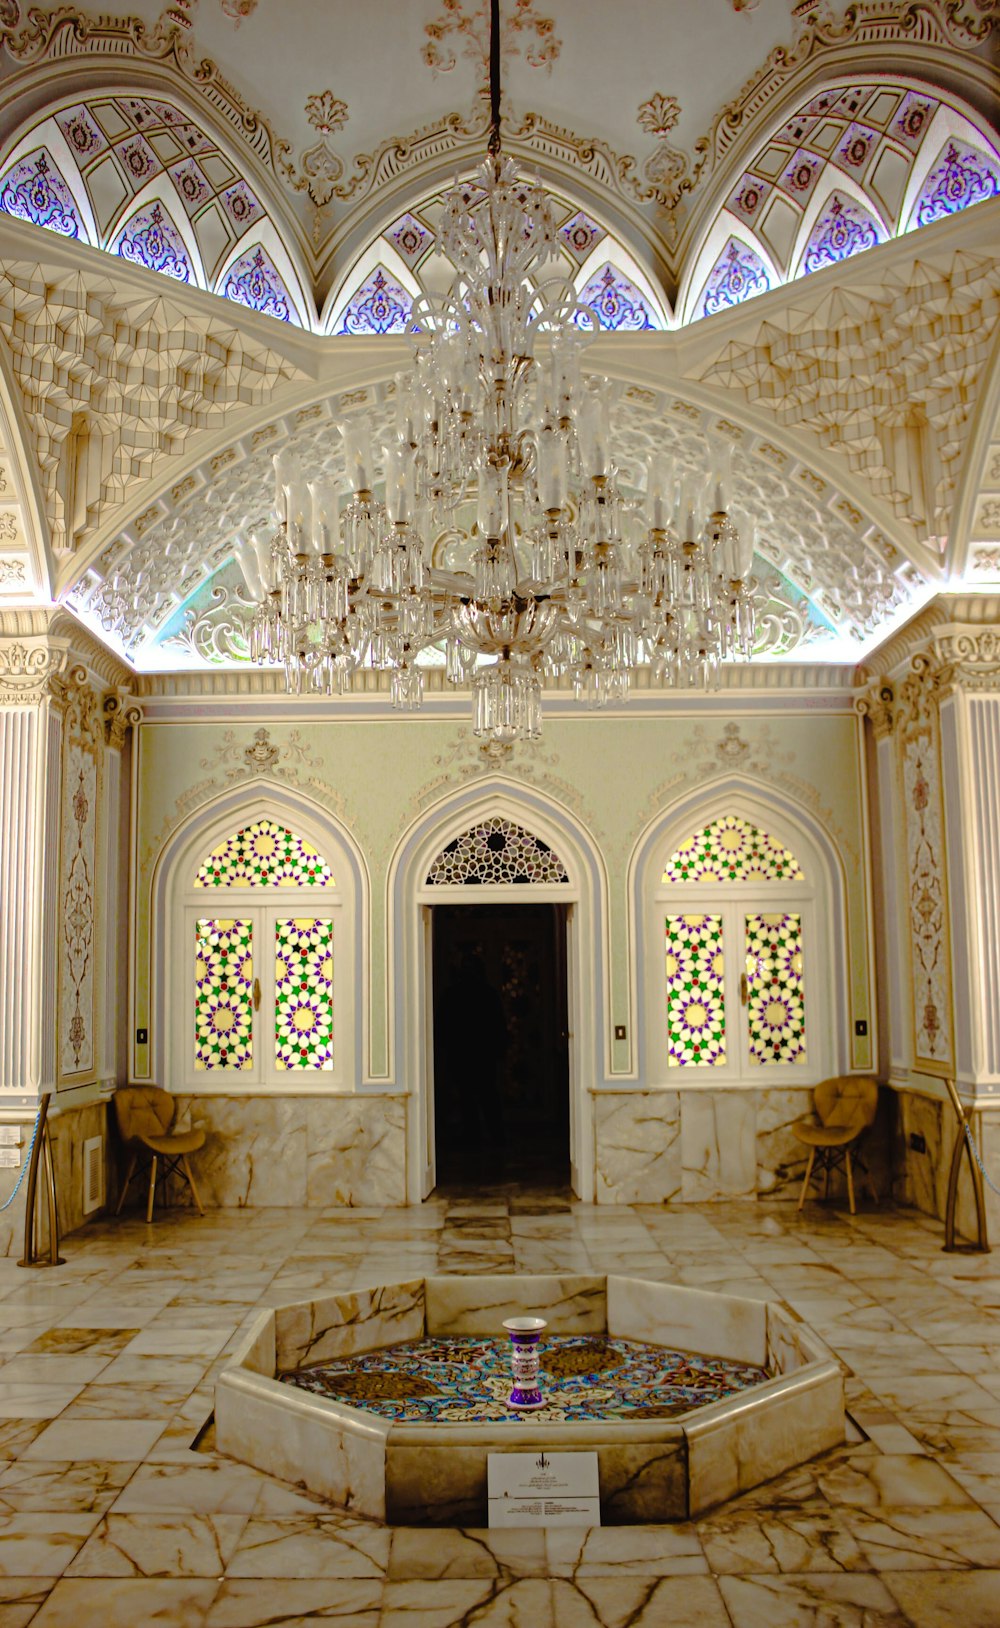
[[0, 1576, 54, 1625], [846, 1506, 1000, 1570], [388, 1526, 548, 1579], [56, 1380, 196, 1420], [379, 1578, 553, 1628], [0, 1354, 113, 1385], [814, 1453, 977, 1509], [550, 1574, 732, 1627], [224, 1516, 391, 1578], [697, 1510, 865, 1574], [21, 1418, 166, 1461], [111, 1461, 272, 1515], [0, 1461, 135, 1515], [0, 1513, 101, 1576], [205, 1577, 384, 1625], [123, 1328, 233, 1358], [29, 1577, 218, 1627], [21, 1327, 139, 1356], [66, 1513, 248, 1578], [0, 1384, 83, 1420], [544, 1525, 707, 1576], [717, 1572, 910, 1627], [883, 1569, 1000, 1627]]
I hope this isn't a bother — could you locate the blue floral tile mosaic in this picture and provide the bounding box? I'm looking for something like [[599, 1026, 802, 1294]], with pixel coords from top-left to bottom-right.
[[280, 1334, 770, 1423]]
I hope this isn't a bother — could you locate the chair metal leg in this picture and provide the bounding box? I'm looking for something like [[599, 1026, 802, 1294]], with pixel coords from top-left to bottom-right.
[[182, 1155, 205, 1216], [797, 1147, 816, 1211], [115, 1152, 137, 1216], [823, 1152, 831, 1200], [845, 1148, 856, 1215], [146, 1154, 158, 1224]]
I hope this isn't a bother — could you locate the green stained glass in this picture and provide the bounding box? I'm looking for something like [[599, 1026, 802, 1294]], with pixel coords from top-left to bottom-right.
[[275, 918, 334, 1071], [662, 816, 804, 884], [745, 911, 806, 1065], [665, 913, 726, 1067], [194, 819, 333, 888], [194, 918, 253, 1070]]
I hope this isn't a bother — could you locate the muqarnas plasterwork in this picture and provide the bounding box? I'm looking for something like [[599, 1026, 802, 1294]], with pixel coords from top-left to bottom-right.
[[194, 819, 333, 888], [426, 816, 569, 885], [665, 913, 726, 1067], [194, 917, 254, 1070], [662, 816, 804, 885], [902, 734, 952, 1065], [274, 917, 334, 1072], [745, 911, 806, 1066]]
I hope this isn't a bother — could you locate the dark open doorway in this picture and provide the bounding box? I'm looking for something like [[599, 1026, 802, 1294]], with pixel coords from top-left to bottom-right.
[[432, 903, 570, 1190]]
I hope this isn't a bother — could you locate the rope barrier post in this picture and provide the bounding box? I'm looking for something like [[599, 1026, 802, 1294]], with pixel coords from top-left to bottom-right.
[[943, 1077, 990, 1255], [17, 1093, 65, 1269]]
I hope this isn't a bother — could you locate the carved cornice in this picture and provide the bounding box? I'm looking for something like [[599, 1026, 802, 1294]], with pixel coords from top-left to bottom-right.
[[0, 603, 131, 704], [929, 626, 1000, 696], [103, 687, 142, 749], [858, 592, 1000, 681]]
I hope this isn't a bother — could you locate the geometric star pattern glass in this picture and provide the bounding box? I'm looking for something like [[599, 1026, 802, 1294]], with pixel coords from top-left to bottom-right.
[[665, 913, 726, 1067], [274, 918, 334, 1071], [744, 911, 806, 1066], [194, 918, 253, 1070], [426, 817, 569, 885], [194, 820, 333, 888], [337, 267, 413, 335], [662, 816, 804, 885]]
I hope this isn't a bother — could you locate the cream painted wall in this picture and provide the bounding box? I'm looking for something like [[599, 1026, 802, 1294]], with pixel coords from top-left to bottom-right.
[[132, 703, 873, 1095]]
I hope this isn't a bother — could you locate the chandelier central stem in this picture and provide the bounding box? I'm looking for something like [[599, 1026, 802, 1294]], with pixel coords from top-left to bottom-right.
[[488, 0, 502, 158]]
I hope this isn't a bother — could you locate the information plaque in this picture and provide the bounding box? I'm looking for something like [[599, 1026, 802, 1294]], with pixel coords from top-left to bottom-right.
[[487, 1449, 600, 1527]]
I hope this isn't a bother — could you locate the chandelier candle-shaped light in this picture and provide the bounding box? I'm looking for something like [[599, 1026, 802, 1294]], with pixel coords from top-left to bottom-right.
[[238, 4, 758, 742]]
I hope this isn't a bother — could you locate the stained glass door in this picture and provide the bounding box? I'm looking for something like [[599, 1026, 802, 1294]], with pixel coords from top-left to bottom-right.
[[743, 911, 807, 1068]]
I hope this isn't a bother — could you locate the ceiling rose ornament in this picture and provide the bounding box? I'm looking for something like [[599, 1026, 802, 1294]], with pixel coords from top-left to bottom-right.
[[237, 0, 758, 745], [422, 0, 561, 80]]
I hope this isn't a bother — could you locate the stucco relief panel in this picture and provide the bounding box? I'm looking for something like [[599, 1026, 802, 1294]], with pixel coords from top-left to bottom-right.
[[901, 726, 952, 1070], [58, 678, 103, 1079]]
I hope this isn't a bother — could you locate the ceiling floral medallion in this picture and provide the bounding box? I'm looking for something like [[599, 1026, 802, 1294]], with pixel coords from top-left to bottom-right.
[[220, 0, 258, 23], [277, 89, 351, 219], [422, 0, 561, 79], [636, 93, 680, 139]]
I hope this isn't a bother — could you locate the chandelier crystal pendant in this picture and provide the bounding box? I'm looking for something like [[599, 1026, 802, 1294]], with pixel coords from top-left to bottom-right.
[[239, 2, 758, 744]]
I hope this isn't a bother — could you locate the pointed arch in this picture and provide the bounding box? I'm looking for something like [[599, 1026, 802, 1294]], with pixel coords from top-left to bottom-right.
[[215, 230, 310, 327], [0, 144, 86, 242], [147, 780, 369, 1093], [109, 197, 197, 286], [795, 188, 887, 277], [388, 778, 609, 1201], [573, 240, 669, 330], [323, 237, 421, 335]]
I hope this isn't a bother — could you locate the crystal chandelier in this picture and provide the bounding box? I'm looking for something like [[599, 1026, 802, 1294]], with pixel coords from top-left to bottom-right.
[[238, 3, 758, 743]]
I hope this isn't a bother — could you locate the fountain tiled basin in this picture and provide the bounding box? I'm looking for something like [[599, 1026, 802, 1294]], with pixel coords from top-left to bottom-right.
[[215, 1274, 844, 1525]]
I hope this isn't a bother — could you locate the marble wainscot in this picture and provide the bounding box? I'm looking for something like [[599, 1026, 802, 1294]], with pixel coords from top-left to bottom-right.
[[215, 1274, 845, 1526]]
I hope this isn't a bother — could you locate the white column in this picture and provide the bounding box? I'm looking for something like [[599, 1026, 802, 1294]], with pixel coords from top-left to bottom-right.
[[0, 703, 61, 1103], [942, 692, 1000, 1095]]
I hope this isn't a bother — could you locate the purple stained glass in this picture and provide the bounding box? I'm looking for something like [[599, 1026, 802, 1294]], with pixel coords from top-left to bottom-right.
[[222, 181, 261, 232], [701, 239, 770, 317], [222, 247, 293, 322], [114, 202, 191, 282], [836, 123, 876, 172], [894, 91, 938, 149], [56, 105, 106, 160], [118, 134, 160, 189], [337, 267, 412, 336], [576, 264, 655, 331], [0, 150, 81, 238], [801, 194, 883, 275], [781, 149, 823, 200], [913, 141, 999, 228], [388, 213, 431, 266], [728, 174, 771, 224], [171, 159, 210, 213], [559, 210, 604, 260]]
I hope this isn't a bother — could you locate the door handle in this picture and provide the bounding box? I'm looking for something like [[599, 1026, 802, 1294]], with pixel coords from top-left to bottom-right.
[[740, 972, 749, 1007], [253, 976, 261, 1012]]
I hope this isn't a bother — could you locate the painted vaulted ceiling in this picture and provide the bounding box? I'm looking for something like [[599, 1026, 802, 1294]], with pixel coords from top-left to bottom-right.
[[0, 0, 996, 675]]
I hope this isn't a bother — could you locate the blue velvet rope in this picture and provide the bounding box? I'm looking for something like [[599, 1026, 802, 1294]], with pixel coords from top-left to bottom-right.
[[0, 1104, 42, 1211]]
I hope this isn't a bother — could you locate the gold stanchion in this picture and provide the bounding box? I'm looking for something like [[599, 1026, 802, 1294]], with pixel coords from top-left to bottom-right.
[[17, 1092, 65, 1269], [943, 1077, 990, 1254]]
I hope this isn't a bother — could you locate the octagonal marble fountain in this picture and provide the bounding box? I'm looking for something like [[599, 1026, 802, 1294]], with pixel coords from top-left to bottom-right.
[[215, 1274, 844, 1525]]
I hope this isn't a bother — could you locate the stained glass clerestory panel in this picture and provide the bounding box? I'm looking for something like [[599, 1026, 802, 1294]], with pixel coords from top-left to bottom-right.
[[426, 817, 569, 885], [662, 817, 804, 885], [194, 918, 253, 1070], [665, 914, 726, 1067], [194, 820, 333, 888], [274, 918, 334, 1071], [745, 911, 806, 1066]]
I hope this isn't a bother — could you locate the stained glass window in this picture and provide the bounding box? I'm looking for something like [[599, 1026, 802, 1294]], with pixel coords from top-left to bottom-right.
[[662, 817, 804, 885], [194, 918, 253, 1070], [909, 140, 999, 229], [560, 210, 604, 260], [426, 817, 568, 885], [576, 264, 656, 331], [194, 820, 333, 888], [0, 149, 81, 238], [745, 912, 806, 1066], [274, 918, 333, 1071], [665, 914, 726, 1067], [387, 214, 431, 266], [336, 267, 412, 336], [800, 193, 884, 275], [221, 246, 295, 322], [700, 238, 771, 318], [112, 202, 191, 282]]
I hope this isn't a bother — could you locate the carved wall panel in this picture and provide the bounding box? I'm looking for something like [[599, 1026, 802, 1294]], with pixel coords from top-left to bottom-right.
[[57, 668, 103, 1080], [897, 663, 953, 1072]]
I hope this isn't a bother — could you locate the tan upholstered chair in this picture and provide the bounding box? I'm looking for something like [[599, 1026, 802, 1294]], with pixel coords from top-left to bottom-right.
[[113, 1086, 206, 1222], [793, 1076, 879, 1215]]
